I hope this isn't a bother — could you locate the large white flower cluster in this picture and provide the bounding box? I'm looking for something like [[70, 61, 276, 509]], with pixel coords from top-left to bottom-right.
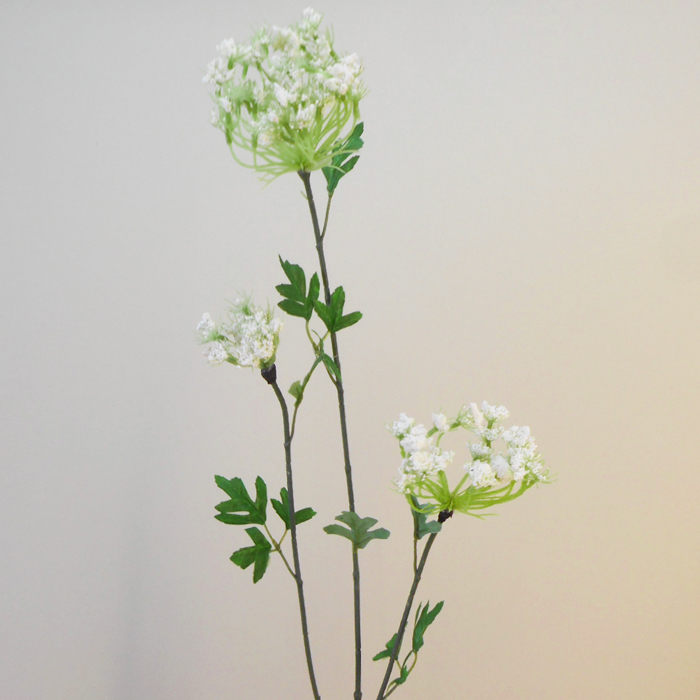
[[203, 8, 365, 177], [389, 402, 547, 501], [197, 300, 282, 370]]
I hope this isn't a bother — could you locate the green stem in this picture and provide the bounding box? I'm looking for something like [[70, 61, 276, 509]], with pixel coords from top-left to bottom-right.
[[299, 170, 362, 700], [263, 522, 296, 579], [375, 532, 439, 700], [269, 378, 321, 700]]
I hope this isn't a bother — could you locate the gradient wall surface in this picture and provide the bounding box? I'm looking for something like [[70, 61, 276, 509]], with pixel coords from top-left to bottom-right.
[[1, 1, 699, 699]]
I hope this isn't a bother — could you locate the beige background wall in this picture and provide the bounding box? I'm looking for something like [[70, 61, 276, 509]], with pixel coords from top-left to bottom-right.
[[2, 1, 699, 699]]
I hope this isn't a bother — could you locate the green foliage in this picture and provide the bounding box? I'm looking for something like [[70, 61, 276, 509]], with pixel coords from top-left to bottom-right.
[[412, 601, 444, 653], [313, 286, 362, 334], [270, 487, 317, 530], [411, 497, 442, 540], [323, 511, 390, 549], [231, 526, 272, 583], [214, 475, 267, 525], [322, 122, 364, 194], [373, 600, 445, 690], [288, 355, 324, 407], [320, 352, 341, 382], [276, 257, 320, 321], [372, 633, 397, 662]]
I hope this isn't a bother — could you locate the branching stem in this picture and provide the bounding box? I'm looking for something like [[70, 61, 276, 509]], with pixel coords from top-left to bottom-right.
[[263, 522, 296, 579]]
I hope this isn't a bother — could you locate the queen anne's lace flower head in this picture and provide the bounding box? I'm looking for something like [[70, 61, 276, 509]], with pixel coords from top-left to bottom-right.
[[196, 299, 282, 371], [389, 402, 548, 516], [204, 8, 365, 179]]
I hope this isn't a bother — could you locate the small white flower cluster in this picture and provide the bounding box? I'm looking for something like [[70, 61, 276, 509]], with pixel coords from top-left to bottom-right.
[[389, 414, 454, 494], [204, 8, 365, 176], [389, 403, 546, 498], [197, 300, 282, 370]]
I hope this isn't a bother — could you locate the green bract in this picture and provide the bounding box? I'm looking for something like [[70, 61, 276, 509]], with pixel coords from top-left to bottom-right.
[[204, 8, 366, 179]]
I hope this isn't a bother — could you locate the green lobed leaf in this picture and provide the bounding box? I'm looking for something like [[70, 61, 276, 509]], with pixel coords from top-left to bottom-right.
[[230, 526, 272, 583], [323, 511, 390, 549], [313, 286, 361, 333], [322, 122, 365, 194], [214, 475, 267, 525], [412, 601, 444, 653], [271, 488, 317, 530]]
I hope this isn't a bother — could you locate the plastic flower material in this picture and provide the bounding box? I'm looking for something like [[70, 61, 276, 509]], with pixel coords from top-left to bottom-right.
[[203, 8, 365, 179], [389, 402, 548, 517], [197, 299, 282, 370]]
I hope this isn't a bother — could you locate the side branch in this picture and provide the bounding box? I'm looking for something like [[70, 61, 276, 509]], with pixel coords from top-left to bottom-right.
[[375, 532, 439, 700], [267, 373, 322, 700]]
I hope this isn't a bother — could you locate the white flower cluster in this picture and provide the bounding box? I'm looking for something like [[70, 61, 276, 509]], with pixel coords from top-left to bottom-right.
[[389, 414, 455, 494], [197, 300, 282, 370], [389, 403, 546, 498], [203, 8, 365, 176]]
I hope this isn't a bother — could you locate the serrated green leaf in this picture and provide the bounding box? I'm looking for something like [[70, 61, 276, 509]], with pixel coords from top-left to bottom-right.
[[412, 601, 444, 653], [271, 488, 317, 530], [214, 475, 267, 525], [323, 511, 390, 549], [334, 311, 363, 332], [372, 633, 398, 662]]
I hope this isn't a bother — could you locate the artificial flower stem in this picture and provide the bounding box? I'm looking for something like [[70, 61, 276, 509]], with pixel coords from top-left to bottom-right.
[[320, 192, 333, 240], [375, 532, 439, 700], [263, 522, 296, 579], [270, 378, 322, 700], [299, 170, 363, 700]]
